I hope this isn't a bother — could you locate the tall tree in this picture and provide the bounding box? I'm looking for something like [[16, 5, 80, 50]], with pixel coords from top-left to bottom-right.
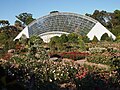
[[60, 34, 68, 43], [16, 13, 35, 25], [114, 10, 120, 24], [87, 10, 113, 28], [101, 33, 109, 41], [68, 33, 79, 43]]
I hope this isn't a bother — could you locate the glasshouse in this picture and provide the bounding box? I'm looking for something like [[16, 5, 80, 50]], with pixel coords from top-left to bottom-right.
[[14, 11, 116, 42]]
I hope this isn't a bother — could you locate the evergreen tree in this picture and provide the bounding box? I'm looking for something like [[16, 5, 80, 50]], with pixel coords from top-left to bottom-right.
[[92, 36, 99, 42], [16, 13, 35, 25], [101, 33, 109, 41]]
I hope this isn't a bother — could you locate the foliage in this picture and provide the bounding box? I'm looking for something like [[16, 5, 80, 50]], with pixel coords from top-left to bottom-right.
[[14, 20, 23, 30], [60, 52, 89, 60], [0, 26, 19, 48], [67, 33, 79, 43], [86, 9, 120, 37], [101, 33, 109, 41], [0, 25, 18, 58], [78, 37, 86, 51], [76, 71, 120, 90], [0, 33, 120, 90], [115, 35, 120, 42], [0, 20, 10, 27], [114, 10, 120, 23], [50, 36, 60, 43], [111, 55, 120, 76], [49, 36, 64, 51], [59, 34, 68, 43], [16, 13, 35, 25], [89, 47, 107, 53], [49, 33, 86, 52], [0, 32, 9, 45], [0, 56, 88, 89], [111, 25, 120, 37], [92, 36, 99, 42], [82, 36, 90, 43], [87, 54, 112, 65], [29, 35, 43, 45], [101, 33, 113, 41]]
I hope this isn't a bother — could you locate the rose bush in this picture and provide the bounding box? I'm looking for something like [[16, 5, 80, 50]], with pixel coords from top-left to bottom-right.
[[0, 57, 89, 89], [60, 52, 89, 60]]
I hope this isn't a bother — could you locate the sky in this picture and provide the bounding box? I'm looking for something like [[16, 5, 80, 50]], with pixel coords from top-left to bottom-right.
[[0, 0, 120, 24]]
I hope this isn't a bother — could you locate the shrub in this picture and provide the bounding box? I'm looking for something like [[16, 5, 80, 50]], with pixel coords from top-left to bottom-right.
[[87, 54, 112, 65], [89, 47, 107, 53], [60, 52, 89, 60], [0, 58, 88, 89]]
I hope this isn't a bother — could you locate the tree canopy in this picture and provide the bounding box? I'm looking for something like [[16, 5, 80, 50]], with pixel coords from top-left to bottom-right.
[[16, 13, 35, 25], [86, 9, 120, 37]]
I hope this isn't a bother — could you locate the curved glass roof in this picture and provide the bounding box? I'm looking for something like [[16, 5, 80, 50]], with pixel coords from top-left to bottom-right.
[[28, 12, 98, 36]]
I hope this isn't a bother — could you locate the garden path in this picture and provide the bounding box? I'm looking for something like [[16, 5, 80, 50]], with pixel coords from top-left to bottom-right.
[[75, 59, 110, 70], [62, 58, 110, 70]]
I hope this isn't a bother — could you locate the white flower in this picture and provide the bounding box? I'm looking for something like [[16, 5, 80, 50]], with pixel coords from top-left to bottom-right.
[[57, 73, 59, 76], [53, 70, 55, 73], [49, 79, 52, 82], [54, 78, 57, 80]]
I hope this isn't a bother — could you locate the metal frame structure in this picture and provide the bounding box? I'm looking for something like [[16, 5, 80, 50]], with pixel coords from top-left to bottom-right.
[[14, 12, 116, 42]]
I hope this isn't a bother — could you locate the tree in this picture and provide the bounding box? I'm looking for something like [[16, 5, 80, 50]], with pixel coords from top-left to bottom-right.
[[82, 36, 90, 43], [115, 35, 120, 42], [50, 36, 61, 50], [68, 33, 79, 43], [16, 13, 35, 25], [85, 13, 91, 17], [90, 10, 113, 27], [49, 36, 66, 51], [60, 34, 68, 43], [49, 40, 56, 51], [114, 10, 120, 23], [29, 36, 43, 45], [14, 20, 23, 30], [0, 32, 9, 45], [50, 36, 60, 43], [0, 26, 18, 37], [101, 33, 109, 41], [78, 37, 86, 51], [50, 11, 59, 14], [92, 36, 99, 42]]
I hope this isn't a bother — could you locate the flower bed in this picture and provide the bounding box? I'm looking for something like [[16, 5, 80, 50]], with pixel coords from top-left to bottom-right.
[[0, 58, 88, 89], [60, 52, 89, 60], [89, 47, 107, 53], [87, 54, 112, 65]]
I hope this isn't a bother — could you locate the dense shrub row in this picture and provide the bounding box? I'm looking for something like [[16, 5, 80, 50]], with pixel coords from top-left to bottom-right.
[[87, 54, 112, 65], [60, 52, 89, 60]]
